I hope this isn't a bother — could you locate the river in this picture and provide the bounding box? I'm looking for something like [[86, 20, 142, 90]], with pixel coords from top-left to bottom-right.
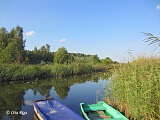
[[0, 73, 110, 120]]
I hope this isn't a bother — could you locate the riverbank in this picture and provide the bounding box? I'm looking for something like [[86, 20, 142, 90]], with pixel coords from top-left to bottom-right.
[[0, 63, 111, 81], [105, 56, 160, 120]]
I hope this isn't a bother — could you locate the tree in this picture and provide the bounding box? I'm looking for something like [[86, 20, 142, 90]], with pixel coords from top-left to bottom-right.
[[101, 57, 112, 65], [39, 44, 50, 53], [0, 26, 25, 63], [54, 47, 69, 64], [0, 27, 7, 51], [66, 54, 75, 63], [91, 55, 100, 63], [39, 45, 47, 52], [14, 26, 25, 63], [33, 46, 38, 52], [0, 43, 18, 63], [46, 44, 50, 52], [23, 44, 53, 64]]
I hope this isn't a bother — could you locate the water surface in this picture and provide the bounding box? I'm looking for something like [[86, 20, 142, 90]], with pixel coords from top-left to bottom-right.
[[0, 73, 110, 120]]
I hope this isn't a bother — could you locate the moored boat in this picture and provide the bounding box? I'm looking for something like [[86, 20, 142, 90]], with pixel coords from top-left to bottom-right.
[[80, 101, 129, 120], [33, 97, 84, 120]]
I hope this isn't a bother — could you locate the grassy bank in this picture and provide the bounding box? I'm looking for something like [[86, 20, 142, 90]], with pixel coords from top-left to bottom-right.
[[0, 62, 108, 81], [106, 56, 160, 120]]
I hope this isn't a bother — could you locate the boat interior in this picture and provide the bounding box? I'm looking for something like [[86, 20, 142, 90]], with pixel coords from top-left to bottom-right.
[[87, 110, 112, 120]]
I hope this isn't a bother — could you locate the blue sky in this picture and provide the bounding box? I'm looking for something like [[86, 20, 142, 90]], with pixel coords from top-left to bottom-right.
[[0, 0, 160, 62]]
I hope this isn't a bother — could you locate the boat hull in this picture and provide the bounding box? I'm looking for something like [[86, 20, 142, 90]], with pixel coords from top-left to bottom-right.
[[80, 101, 129, 120], [33, 97, 84, 120]]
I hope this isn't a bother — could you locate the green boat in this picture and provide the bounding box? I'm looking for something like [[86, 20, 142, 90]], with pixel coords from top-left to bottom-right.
[[80, 101, 129, 120]]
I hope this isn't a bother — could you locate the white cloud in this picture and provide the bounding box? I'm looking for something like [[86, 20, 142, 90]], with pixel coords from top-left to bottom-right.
[[56, 38, 67, 42], [25, 31, 35, 36], [156, 5, 160, 10], [73, 51, 78, 53], [73, 51, 83, 53]]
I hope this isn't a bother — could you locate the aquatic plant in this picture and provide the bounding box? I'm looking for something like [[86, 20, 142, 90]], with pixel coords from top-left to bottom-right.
[[0, 62, 108, 81], [106, 56, 160, 119]]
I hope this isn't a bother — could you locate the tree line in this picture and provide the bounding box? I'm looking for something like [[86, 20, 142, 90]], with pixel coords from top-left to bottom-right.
[[0, 26, 25, 63], [0, 26, 117, 65]]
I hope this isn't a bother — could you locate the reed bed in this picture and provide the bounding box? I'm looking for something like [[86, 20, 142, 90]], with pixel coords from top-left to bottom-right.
[[0, 63, 106, 81], [106, 56, 160, 120]]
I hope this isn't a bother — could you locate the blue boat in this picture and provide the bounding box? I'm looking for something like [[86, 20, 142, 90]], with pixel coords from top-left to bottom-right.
[[33, 97, 84, 120]]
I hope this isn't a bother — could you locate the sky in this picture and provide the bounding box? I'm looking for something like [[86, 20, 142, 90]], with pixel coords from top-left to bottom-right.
[[0, 0, 160, 62]]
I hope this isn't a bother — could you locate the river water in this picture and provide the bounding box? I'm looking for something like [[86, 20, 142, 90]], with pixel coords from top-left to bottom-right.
[[0, 73, 110, 120]]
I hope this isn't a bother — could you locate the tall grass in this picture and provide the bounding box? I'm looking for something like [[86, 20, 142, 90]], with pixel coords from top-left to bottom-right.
[[106, 56, 160, 120], [0, 62, 107, 81]]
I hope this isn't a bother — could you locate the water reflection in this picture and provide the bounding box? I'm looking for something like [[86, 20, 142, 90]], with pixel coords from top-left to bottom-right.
[[0, 72, 110, 120], [0, 87, 25, 119]]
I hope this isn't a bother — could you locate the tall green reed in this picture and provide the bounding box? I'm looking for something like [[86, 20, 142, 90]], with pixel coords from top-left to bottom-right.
[[0, 62, 107, 81], [106, 56, 160, 119]]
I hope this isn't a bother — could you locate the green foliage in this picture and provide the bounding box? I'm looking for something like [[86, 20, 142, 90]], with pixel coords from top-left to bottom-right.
[[50, 64, 71, 76], [0, 27, 8, 50], [0, 62, 108, 81], [0, 26, 25, 63], [101, 57, 112, 65], [0, 26, 114, 65], [33, 46, 38, 52], [66, 54, 75, 63], [106, 56, 160, 119], [67, 62, 92, 74], [39, 44, 50, 53], [21, 66, 43, 79], [24, 48, 54, 64], [71, 53, 101, 63], [46, 44, 50, 52], [0, 64, 22, 80], [0, 26, 114, 80], [0, 43, 18, 63], [54, 47, 70, 64], [91, 55, 100, 63]]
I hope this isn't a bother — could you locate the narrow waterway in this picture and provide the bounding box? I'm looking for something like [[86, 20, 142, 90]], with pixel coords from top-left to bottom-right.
[[0, 73, 110, 120]]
